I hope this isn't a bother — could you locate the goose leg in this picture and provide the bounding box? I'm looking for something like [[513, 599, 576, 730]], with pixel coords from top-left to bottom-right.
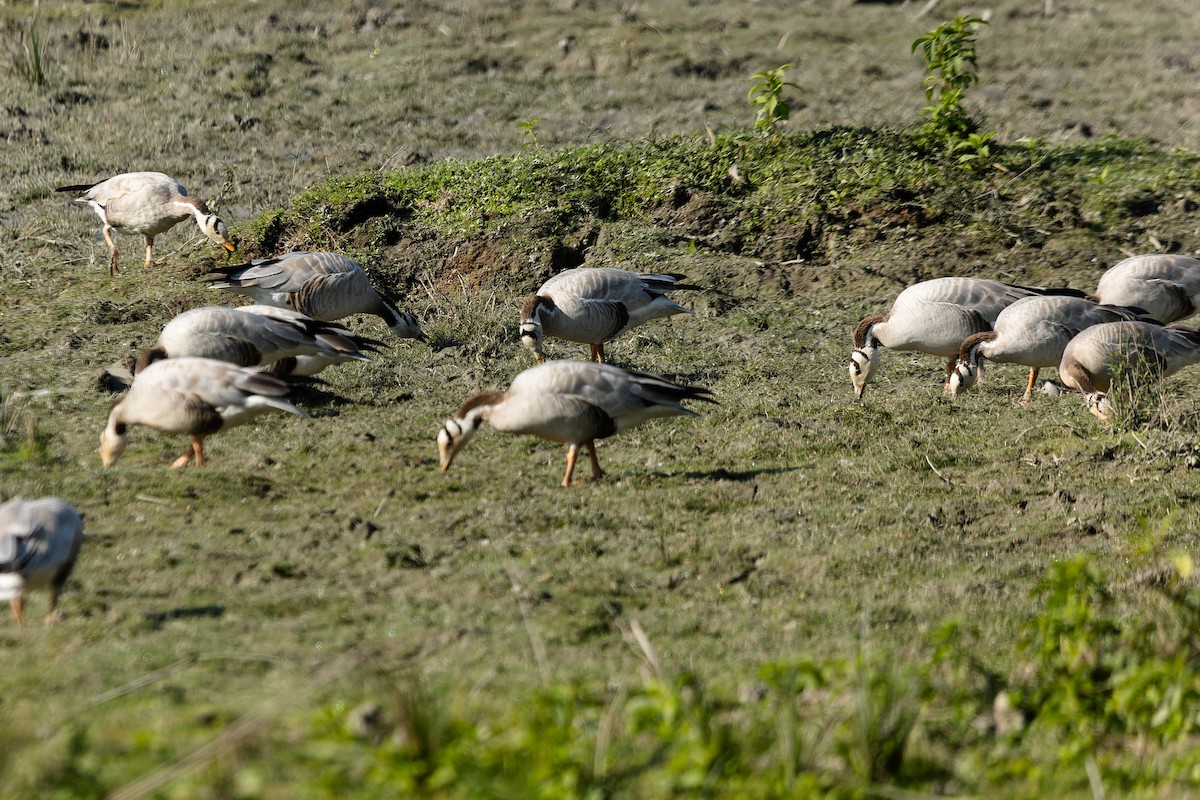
[[586, 440, 605, 482], [103, 225, 120, 276], [595, 343, 606, 364], [11, 596, 24, 627], [143, 236, 156, 269], [1019, 368, 1039, 405], [562, 444, 579, 488], [45, 587, 61, 626], [193, 437, 206, 468]]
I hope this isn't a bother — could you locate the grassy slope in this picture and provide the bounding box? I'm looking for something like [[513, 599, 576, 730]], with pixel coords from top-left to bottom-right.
[[2, 1, 1200, 797]]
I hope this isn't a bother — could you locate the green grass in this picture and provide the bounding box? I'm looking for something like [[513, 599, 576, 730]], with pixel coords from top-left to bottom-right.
[[4, 1, 1200, 796]]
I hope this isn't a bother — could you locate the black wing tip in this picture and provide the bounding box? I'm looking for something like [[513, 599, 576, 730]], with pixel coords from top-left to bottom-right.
[[56, 184, 93, 193]]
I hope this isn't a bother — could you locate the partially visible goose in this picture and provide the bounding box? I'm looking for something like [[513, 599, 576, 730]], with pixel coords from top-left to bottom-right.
[[135, 305, 376, 374], [437, 361, 715, 487], [101, 357, 309, 468], [57, 172, 235, 276], [0, 497, 84, 626], [1058, 321, 1200, 420], [203, 251, 424, 341], [947, 296, 1152, 403], [1091, 254, 1200, 324], [519, 268, 694, 364], [850, 277, 1086, 400]]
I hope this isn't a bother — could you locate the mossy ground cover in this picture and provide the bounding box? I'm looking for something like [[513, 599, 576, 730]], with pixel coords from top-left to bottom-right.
[[3, 1, 1200, 797]]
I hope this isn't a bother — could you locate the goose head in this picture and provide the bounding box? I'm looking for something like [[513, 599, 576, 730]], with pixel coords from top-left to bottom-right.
[[389, 311, 426, 341], [519, 295, 547, 364], [99, 418, 129, 468], [946, 360, 978, 397], [437, 415, 480, 472], [200, 213, 236, 252], [1086, 392, 1113, 421], [848, 344, 879, 400]]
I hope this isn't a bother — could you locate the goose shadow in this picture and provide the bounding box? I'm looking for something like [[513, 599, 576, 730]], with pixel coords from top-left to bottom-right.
[[678, 466, 802, 482], [144, 605, 225, 625]]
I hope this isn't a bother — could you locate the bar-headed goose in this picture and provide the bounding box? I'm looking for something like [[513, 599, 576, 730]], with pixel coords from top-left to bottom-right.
[[0, 497, 84, 626], [850, 277, 1085, 400], [101, 357, 310, 468], [203, 251, 424, 341], [947, 296, 1151, 403], [1058, 321, 1200, 420], [519, 268, 694, 363], [1091, 254, 1200, 324], [57, 172, 235, 276], [135, 305, 376, 374], [437, 360, 715, 487]]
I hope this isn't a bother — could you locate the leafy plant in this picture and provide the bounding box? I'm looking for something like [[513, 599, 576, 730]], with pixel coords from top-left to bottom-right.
[[911, 16, 987, 143], [6, 17, 47, 87], [518, 117, 543, 150], [748, 64, 800, 134]]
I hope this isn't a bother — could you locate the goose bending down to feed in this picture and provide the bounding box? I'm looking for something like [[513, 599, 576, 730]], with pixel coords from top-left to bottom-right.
[[437, 361, 715, 488], [135, 305, 379, 375], [57, 172, 235, 276], [947, 296, 1153, 403], [849, 277, 1086, 400], [203, 251, 424, 341], [1091, 254, 1200, 324], [519, 268, 695, 364], [0, 497, 84, 626], [101, 357, 310, 468], [1058, 321, 1200, 420]]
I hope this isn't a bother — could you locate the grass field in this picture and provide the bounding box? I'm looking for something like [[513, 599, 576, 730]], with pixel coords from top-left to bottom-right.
[[3, 1, 1200, 797]]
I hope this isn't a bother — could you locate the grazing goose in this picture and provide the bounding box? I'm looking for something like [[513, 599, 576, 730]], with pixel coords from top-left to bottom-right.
[[1058, 321, 1200, 420], [1091, 254, 1200, 324], [0, 497, 84, 626], [437, 360, 715, 487], [519, 268, 694, 364], [101, 357, 309, 468], [203, 251, 424, 341], [850, 277, 1086, 400], [57, 172, 235, 276], [947, 296, 1151, 403], [135, 305, 376, 374]]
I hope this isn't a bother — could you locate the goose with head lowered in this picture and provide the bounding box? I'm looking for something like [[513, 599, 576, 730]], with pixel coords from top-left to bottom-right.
[[849, 277, 1086, 400], [203, 251, 424, 342], [57, 172, 235, 276], [1058, 321, 1200, 420], [946, 296, 1154, 403], [437, 360, 715, 487], [135, 305, 379, 375], [0, 497, 84, 627], [101, 357, 309, 468], [519, 268, 695, 364], [1091, 254, 1200, 324]]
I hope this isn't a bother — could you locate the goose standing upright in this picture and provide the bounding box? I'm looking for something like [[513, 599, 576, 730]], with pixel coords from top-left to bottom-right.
[[946, 296, 1152, 403], [135, 305, 377, 374], [1091, 254, 1200, 324], [437, 361, 715, 487], [57, 172, 235, 276], [203, 251, 424, 341], [519, 268, 694, 364], [849, 277, 1086, 400], [1058, 321, 1200, 420], [0, 497, 84, 626], [101, 357, 310, 468]]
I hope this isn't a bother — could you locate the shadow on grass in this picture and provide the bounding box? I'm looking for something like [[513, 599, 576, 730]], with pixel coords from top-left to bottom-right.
[[679, 466, 801, 482], [144, 605, 225, 625]]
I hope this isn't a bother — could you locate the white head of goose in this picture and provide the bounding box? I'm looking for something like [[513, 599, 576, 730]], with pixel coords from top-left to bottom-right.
[[946, 296, 1153, 403], [57, 172, 235, 276], [135, 304, 376, 374], [0, 497, 84, 626], [1091, 254, 1200, 324], [849, 277, 1086, 400], [101, 357, 310, 468], [1057, 321, 1200, 420], [519, 268, 694, 364], [202, 251, 425, 341], [437, 361, 715, 487]]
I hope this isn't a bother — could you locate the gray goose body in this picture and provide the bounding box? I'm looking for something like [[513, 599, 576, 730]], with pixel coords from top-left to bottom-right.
[[137, 305, 374, 374], [203, 251, 424, 340], [947, 296, 1150, 402], [101, 357, 309, 468], [57, 172, 235, 275], [0, 497, 84, 626], [1058, 321, 1200, 419], [437, 360, 714, 487], [850, 277, 1085, 399], [1092, 254, 1200, 324], [519, 268, 693, 363]]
